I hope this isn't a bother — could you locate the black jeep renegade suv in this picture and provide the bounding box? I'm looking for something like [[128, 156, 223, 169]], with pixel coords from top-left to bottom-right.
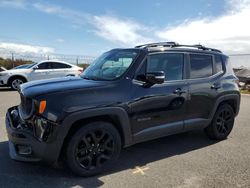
[[5, 42, 240, 176]]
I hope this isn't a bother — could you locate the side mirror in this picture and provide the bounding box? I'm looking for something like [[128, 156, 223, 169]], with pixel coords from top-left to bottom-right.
[[144, 71, 165, 87], [32, 66, 38, 70]]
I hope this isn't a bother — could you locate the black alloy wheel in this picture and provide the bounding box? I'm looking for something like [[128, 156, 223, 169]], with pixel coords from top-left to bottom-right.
[[205, 104, 235, 140], [75, 129, 115, 170], [65, 121, 121, 176]]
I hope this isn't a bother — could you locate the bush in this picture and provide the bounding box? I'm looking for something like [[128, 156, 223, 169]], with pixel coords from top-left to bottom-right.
[[78, 63, 89, 70]]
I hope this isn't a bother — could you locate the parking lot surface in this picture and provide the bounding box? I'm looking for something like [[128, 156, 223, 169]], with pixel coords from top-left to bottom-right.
[[0, 88, 250, 188]]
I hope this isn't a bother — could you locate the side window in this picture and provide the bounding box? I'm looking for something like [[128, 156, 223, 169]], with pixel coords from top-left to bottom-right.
[[147, 53, 184, 81], [190, 54, 213, 79], [214, 55, 223, 73], [37, 62, 51, 69], [52, 62, 71, 69]]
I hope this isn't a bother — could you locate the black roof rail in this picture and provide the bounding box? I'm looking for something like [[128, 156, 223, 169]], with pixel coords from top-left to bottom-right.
[[135, 42, 222, 53], [175, 44, 222, 53], [135, 42, 178, 48]]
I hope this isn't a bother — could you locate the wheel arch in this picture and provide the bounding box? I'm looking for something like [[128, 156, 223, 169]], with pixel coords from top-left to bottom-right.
[[208, 93, 240, 125], [7, 75, 28, 86], [56, 107, 133, 161]]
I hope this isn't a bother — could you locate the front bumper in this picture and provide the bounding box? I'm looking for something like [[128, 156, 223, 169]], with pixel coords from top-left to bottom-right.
[[0, 80, 7, 86], [5, 106, 62, 163], [0, 75, 8, 86]]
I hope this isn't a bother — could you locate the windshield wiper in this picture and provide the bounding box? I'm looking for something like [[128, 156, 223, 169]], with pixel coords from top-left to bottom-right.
[[81, 75, 91, 80], [81, 75, 110, 81]]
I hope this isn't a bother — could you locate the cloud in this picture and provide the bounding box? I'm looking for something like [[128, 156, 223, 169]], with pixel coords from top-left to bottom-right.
[[16, 0, 250, 55], [0, 42, 54, 54], [33, 3, 89, 26], [0, 0, 26, 8], [33, 2, 152, 46], [155, 0, 250, 54], [92, 16, 152, 46], [56, 38, 64, 43]]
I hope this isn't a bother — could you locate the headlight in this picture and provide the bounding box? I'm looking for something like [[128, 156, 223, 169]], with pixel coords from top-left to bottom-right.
[[34, 117, 52, 141], [0, 73, 8, 76]]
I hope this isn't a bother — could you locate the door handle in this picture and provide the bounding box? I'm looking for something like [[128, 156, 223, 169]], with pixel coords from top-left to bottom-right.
[[211, 83, 221, 90], [173, 88, 186, 95]]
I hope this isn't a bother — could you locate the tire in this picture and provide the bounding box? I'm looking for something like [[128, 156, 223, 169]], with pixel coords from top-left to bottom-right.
[[205, 104, 235, 140], [9, 77, 26, 90], [65, 121, 121, 176]]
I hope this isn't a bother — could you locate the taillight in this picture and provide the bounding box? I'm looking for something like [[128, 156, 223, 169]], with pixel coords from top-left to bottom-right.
[[234, 79, 239, 85], [78, 69, 83, 73]]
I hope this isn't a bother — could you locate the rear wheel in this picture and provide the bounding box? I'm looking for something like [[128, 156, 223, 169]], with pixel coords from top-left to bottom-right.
[[205, 104, 235, 140], [9, 77, 26, 90], [65, 121, 121, 176]]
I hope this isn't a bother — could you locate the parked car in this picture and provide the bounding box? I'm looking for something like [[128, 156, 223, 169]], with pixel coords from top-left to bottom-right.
[[5, 42, 240, 176], [0, 60, 83, 90]]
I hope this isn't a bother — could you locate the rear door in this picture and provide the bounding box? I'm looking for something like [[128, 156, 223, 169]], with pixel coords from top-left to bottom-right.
[[185, 53, 223, 130], [49, 62, 73, 78]]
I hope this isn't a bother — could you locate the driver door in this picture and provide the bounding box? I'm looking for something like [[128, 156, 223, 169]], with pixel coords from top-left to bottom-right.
[[129, 52, 188, 143], [29, 62, 52, 81]]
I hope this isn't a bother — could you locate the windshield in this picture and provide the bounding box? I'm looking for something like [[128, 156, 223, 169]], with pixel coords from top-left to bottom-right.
[[12, 64, 30, 69], [27, 62, 38, 69], [81, 50, 138, 81]]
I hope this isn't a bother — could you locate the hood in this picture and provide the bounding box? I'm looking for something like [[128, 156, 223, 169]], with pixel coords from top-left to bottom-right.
[[20, 77, 108, 98]]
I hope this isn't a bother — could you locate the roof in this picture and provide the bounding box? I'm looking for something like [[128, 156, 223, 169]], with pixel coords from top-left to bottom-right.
[[39, 59, 79, 67]]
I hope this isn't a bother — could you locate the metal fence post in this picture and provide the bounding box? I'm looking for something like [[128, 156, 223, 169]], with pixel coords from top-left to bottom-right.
[[11, 52, 14, 68]]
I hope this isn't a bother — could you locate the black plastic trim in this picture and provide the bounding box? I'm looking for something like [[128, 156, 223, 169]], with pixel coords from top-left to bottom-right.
[[59, 107, 133, 147]]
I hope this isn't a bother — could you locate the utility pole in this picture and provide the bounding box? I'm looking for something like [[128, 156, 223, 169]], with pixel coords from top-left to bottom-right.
[[76, 56, 78, 65], [11, 52, 14, 68]]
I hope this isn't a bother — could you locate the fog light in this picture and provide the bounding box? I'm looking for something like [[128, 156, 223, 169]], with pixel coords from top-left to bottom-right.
[[16, 144, 32, 155]]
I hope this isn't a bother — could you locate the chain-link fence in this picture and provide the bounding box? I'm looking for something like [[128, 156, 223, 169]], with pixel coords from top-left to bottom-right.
[[0, 52, 250, 68], [0, 52, 97, 65]]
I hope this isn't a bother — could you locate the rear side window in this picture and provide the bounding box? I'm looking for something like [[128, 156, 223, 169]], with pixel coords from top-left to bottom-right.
[[147, 53, 184, 81], [214, 55, 223, 73], [190, 54, 213, 79], [52, 62, 71, 69]]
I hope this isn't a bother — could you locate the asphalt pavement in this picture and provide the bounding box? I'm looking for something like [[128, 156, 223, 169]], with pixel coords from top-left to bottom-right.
[[0, 87, 249, 188]]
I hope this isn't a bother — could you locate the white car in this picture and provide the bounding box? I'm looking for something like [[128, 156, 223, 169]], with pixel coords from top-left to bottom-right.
[[0, 60, 83, 90]]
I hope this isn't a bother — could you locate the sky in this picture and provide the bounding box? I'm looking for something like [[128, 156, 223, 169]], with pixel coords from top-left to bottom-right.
[[0, 0, 250, 62]]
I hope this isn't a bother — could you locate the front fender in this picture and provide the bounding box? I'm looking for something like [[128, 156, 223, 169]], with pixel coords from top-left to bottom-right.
[[54, 107, 133, 156]]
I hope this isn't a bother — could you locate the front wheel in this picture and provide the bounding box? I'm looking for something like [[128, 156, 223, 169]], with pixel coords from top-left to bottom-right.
[[205, 104, 235, 140], [65, 121, 121, 176], [9, 77, 26, 90]]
